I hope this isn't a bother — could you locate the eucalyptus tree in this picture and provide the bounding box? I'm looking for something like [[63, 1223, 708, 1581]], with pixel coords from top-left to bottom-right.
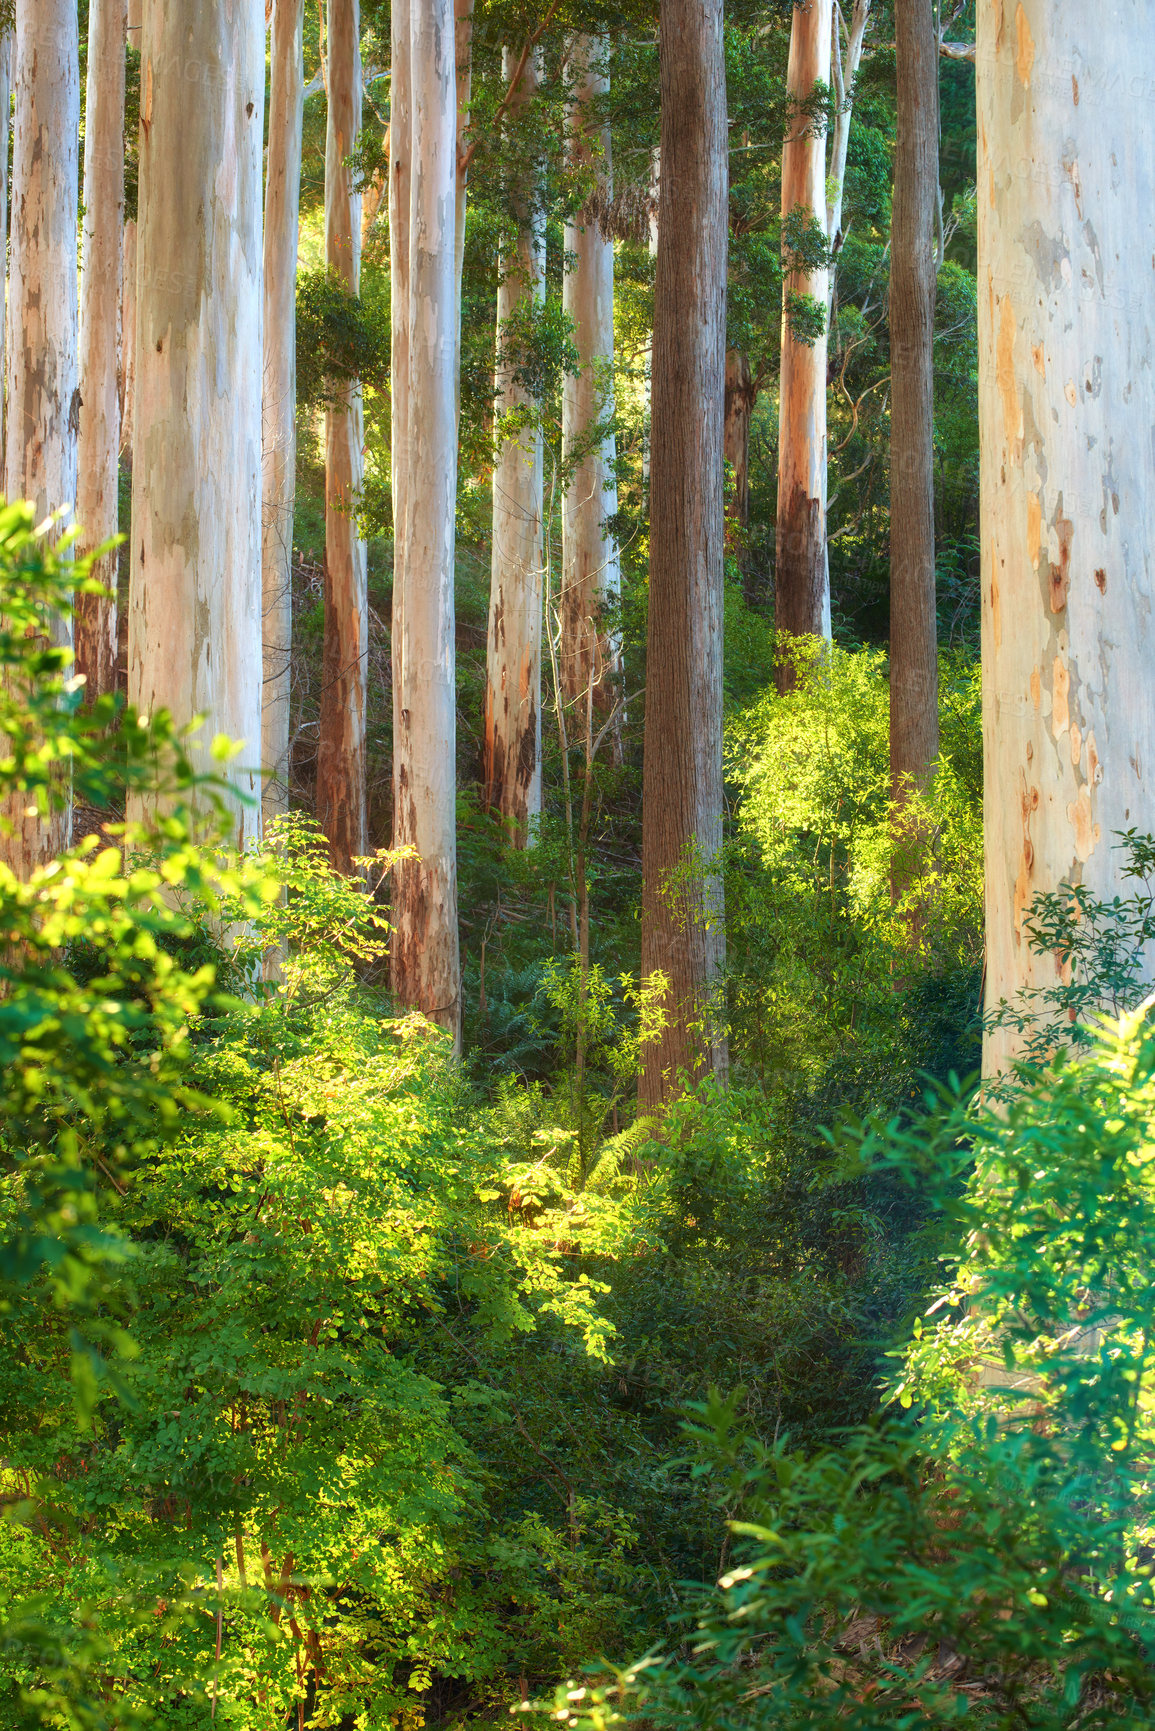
[[979, 0, 1155, 1070], [389, 0, 462, 1040], [262, 0, 305, 824], [639, 0, 729, 1107], [2, 0, 80, 873], [483, 46, 546, 843], [75, 0, 126, 703], [128, 0, 263, 845], [560, 34, 621, 728]]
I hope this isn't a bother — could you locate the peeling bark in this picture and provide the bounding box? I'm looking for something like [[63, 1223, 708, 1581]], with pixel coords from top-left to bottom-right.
[[261, 0, 304, 825], [317, 0, 368, 873], [2, 0, 81, 873], [75, 0, 126, 704], [389, 0, 462, 1042], [127, 0, 264, 848], [888, 0, 939, 835], [775, 0, 833, 684], [560, 34, 622, 734], [639, 0, 728, 1108], [483, 47, 545, 843], [979, 0, 1155, 1071]]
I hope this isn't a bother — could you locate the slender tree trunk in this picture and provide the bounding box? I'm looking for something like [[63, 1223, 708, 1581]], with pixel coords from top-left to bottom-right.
[[128, 0, 263, 846], [774, 0, 832, 683], [979, 0, 1155, 1071], [389, 0, 462, 1041], [2, 0, 81, 874], [75, 0, 126, 703], [262, 0, 304, 825], [889, 0, 939, 849], [317, 0, 368, 872], [561, 34, 622, 728], [120, 0, 141, 468], [0, 31, 11, 483], [639, 0, 728, 1108], [482, 47, 545, 843], [454, 0, 474, 378], [724, 348, 754, 531], [826, 0, 872, 315]]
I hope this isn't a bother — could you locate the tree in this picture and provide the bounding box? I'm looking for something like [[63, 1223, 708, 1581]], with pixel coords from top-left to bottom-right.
[[0, 30, 11, 480], [774, 0, 832, 680], [979, 0, 1155, 1071], [119, 0, 141, 470], [261, 0, 304, 825], [74, 0, 126, 704], [317, 0, 368, 873], [127, 0, 263, 845], [482, 47, 545, 844], [389, 0, 462, 1040], [888, 0, 939, 850], [560, 34, 622, 729], [639, 0, 728, 1108], [826, 0, 873, 313], [3, 0, 81, 872]]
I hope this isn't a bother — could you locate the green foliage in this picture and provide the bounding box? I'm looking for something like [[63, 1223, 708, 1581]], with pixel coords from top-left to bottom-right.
[[295, 266, 389, 414]]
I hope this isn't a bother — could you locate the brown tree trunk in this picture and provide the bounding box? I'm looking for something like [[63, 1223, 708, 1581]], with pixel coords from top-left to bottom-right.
[[774, 0, 832, 687], [888, 0, 939, 866], [75, 0, 126, 703], [639, 0, 729, 1109], [317, 0, 368, 872]]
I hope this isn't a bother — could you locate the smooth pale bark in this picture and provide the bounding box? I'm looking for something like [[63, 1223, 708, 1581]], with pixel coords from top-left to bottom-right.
[[317, 0, 368, 872], [482, 47, 545, 842], [774, 0, 833, 679], [389, 0, 462, 1040], [75, 0, 126, 703], [128, 0, 263, 847], [724, 347, 754, 531], [888, 0, 939, 830], [979, 0, 1155, 1071], [454, 0, 474, 359], [0, 33, 11, 481], [2, 0, 81, 874], [120, 0, 142, 467], [639, 0, 728, 1109], [826, 0, 872, 313], [561, 34, 621, 722], [261, 0, 304, 825]]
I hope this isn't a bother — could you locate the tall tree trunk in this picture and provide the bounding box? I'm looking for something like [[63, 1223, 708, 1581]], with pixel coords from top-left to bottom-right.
[[317, 0, 368, 872], [262, 0, 304, 825], [826, 0, 872, 315], [560, 34, 622, 725], [774, 0, 832, 683], [454, 0, 474, 389], [482, 47, 545, 843], [724, 347, 754, 532], [638, 0, 728, 1109], [979, 0, 1155, 1071], [2, 0, 81, 874], [0, 31, 11, 483], [389, 0, 462, 1041], [75, 0, 126, 704], [120, 0, 141, 469], [888, 0, 939, 849], [128, 0, 263, 846]]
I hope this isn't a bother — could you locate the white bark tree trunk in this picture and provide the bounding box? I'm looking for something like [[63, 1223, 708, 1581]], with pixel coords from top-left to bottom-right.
[[261, 0, 304, 824], [75, 0, 126, 703], [2, 0, 81, 873], [826, 0, 872, 314], [979, 0, 1155, 1071], [482, 47, 545, 843], [389, 0, 462, 1041], [560, 34, 622, 728], [775, 0, 833, 674], [120, 0, 142, 466], [316, 0, 368, 872], [0, 31, 12, 483], [127, 0, 264, 848]]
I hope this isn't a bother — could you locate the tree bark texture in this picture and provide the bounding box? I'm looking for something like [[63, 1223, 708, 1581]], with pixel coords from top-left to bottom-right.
[[454, 0, 474, 403], [826, 0, 872, 312], [979, 0, 1155, 1071], [128, 0, 264, 848], [775, 0, 832, 678], [261, 0, 304, 825], [317, 0, 368, 872], [389, 0, 462, 1040], [638, 0, 728, 1109], [561, 35, 622, 723], [483, 47, 545, 843], [724, 347, 754, 531], [0, 32, 11, 483], [2, 0, 81, 874], [119, 0, 142, 467], [888, 0, 939, 818], [75, 0, 126, 703]]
